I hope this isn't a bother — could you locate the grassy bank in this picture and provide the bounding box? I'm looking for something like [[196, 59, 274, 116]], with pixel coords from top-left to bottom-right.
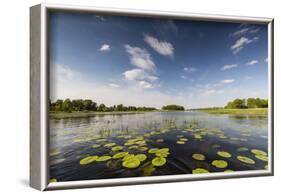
[[193, 108, 268, 115]]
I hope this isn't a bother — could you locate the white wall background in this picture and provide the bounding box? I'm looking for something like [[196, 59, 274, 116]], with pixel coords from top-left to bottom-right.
[[0, 0, 279, 193]]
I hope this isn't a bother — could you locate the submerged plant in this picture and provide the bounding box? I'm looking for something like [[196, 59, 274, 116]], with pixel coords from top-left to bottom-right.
[[80, 156, 99, 165], [217, 151, 231, 158], [211, 160, 228, 168], [237, 155, 255, 164], [192, 153, 205, 161], [192, 168, 209, 174]]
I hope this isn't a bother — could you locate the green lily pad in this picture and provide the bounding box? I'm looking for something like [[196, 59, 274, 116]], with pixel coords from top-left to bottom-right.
[[96, 155, 112, 162], [251, 149, 267, 156], [123, 154, 135, 161], [138, 147, 148, 151], [49, 178, 57, 183], [148, 148, 159, 154], [192, 153, 205, 161], [128, 145, 138, 150], [152, 157, 167, 166], [156, 139, 164, 143], [237, 147, 248, 152], [179, 138, 188, 141], [135, 154, 147, 162], [104, 143, 116, 148], [194, 134, 202, 139], [92, 144, 100, 148], [217, 151, 231, 158], [192, 168, 209, 174], [143, 164, 156, 176], [113, 152, 129, 159], [255, 154, 268, 161], [112, 146, 123, 152], [124, 142, 135, 146], [237, 155, 255, 164], [176, 140, 185, 144], [122, 157, 141, 168], [211, 160, 228, 168], [80, 156, 99, 165]]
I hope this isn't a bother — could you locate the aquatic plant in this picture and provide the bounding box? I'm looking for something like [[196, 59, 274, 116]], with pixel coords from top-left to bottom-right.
[[113, 152, 129, 159], [111, 146, 123, 152], [135, 154, 147, 162], [96, 155, 112, 162], [143, 164, 156, 176], [217, 151, 231, 158], [251, 149, 267, 156], [176, 140, 185, 144], [152, 157, 167, 166], [80, 156, 99, 165], [211, 160, 228, 168], [255, 154, 268, 161], [92, 144, 101, 148], [49, 178, 57, 183], [192, 153, 205, 161], [148, 148, 159, 154], [237, 155, 255, 164], [104, 143, 117, 148], [237, 147, 248, 152], [192, 168, 209, 174], [179, 138, 188, 141], [122, 157, 141, 168]]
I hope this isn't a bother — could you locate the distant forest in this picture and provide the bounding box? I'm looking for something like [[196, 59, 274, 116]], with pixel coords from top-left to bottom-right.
[[225, 98, 268, 109]]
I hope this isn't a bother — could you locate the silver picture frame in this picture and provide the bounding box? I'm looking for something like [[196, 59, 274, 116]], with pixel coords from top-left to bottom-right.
[[30, 3, 274, 191]]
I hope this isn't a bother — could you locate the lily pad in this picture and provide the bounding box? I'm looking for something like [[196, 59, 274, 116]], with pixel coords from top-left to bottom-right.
[[152, 157, 167, 166], [113, 152, 129, 159], [80, 156, 99, 165], [49, 178, 57, 183], [128, 145, 138, 150], [143, 164, 156, 176], [179, 138, 188, 141], [92, 144, 100, 148], [237, 147, 248, 152], [112, 146, 123, 152], [211, 160, 228, 168], [192, 153, 205, 161], [251, 149, 267, 156], [123, 154, 135, 161], [192, 168, 209, 174], [122, 157, 141, 168], [237, 155, 255, 164], [156, 139, 164, 143], [176, 140, 185, 144], [138, 147, 148, 151], [135, 154, 147, 162], [217, 151, 231, 158], [96, 155, 112, 162], [104, 143, 116, 148], [255, 154, 268, 161], [148, 148, 159, 154]]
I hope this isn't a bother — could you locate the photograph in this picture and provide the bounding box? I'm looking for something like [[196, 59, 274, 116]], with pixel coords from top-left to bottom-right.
[[48, 10, 270, 183]]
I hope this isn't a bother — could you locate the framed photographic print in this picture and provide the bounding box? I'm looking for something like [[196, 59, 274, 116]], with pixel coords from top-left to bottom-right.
[[30, 3, 274, 191]]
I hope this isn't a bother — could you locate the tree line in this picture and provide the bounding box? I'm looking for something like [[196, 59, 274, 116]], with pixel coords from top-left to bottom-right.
[[225, 98, 268, 109], [50, 99, 157, 112], [162, 104, 185, 111]]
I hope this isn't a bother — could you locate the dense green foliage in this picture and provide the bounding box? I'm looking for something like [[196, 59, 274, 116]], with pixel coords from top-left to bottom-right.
[[50, 99, 157, 112], [162, 104, 185, 111], [225, 98, 268, 109]]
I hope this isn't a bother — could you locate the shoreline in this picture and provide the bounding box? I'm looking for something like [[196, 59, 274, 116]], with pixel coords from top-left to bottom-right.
[[50, 108, 268, 119]]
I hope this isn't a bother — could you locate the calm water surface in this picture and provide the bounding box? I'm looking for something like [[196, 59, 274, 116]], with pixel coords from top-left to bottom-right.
[[49, 111, 268, 182]]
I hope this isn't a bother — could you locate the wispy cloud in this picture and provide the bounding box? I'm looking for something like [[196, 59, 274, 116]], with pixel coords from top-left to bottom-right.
[[183, 67, 197, 72], [221, 64, 238, 71], [230, 36, 259, 54], [99, 44, 110, 51], [138, 80, 154, 89], [123, 68, 158, 82], [144, 34, 174, 56], [230, 26, 260, 37], [109, 83, 120, 88], [124, 45, 155, 71], [96, 15, 105, 21], [247, 60, 258, 66], [220, 79, 235, 84]]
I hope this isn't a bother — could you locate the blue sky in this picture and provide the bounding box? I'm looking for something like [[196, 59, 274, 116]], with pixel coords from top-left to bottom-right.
[[49, 12, 269, 108]]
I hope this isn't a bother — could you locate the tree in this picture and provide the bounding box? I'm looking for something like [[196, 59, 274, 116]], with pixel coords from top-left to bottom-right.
[[62, 99, 73, 112], [162, 104, 185, 111], [98, 104, 106, 112], [83, 99, 93, 111]]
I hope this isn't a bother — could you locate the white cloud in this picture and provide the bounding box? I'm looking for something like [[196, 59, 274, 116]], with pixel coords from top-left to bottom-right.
[[265, 58, 268, 63], [184, 67, 197, 72], [123, 68, 158, 82], [124, 45, 155, 71], [220, 79, 235, 84], [247, 60, 258, 65], [230, 26, 260, 37], [144, 34, 174, 56], [96, 15, 105, 21], [230, 36, 259, 54], [99, 44, 110, 51], [221, 64, 238, 71], [109, 83, 120, 88], [138, 81, 154, 89]]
